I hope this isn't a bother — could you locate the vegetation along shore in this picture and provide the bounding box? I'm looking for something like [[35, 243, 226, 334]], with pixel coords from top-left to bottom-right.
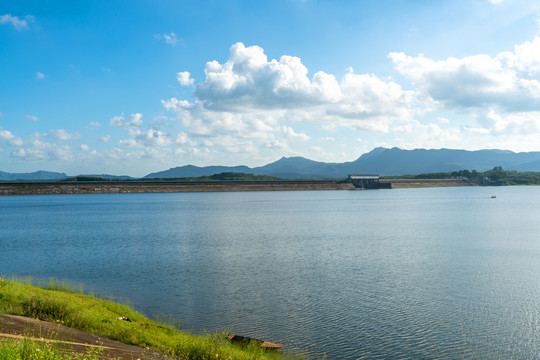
[[0, 276, 299, 359]]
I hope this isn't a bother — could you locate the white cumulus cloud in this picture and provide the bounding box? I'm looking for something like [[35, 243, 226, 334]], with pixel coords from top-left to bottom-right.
[[280, 126, 310, 141], [176, 71, 194, 86], [475, 108, 540, 135], [0, 126, 23, 146], [49, 129, 80, 141], [156, 38, 540, 161], [111, 111, 197, 152], [389, 36, 540, 112], [175, 132, 195, 146], [162, 42, 423, 160], [110, 113, 143, 128], [195, 42, 342, 111], [119, 128, 173, 148], [12, 139, 72, 161], [329, 72, 418, 122]]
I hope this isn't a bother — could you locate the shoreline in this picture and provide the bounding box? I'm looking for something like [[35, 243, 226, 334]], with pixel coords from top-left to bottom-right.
[[0, 179, 473, 196], [0, 277, 291, 359]]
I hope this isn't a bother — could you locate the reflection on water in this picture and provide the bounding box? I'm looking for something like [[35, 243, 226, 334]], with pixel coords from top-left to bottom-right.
[[2, 186, 540, 359]]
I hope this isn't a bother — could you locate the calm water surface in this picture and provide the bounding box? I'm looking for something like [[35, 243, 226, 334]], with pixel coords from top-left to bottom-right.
[[2, 186, 540, 359]]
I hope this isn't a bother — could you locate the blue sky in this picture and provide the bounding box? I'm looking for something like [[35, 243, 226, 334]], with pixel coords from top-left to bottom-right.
[[1, 0, 540, 176]]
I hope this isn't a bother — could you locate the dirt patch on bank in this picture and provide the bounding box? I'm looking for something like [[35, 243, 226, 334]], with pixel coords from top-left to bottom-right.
[[0, 314, 175, 359]]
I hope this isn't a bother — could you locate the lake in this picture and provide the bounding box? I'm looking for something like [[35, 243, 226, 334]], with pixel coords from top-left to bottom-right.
[[2, 186, 540, 359]]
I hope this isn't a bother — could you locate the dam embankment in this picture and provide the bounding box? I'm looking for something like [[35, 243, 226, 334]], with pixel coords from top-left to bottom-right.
[[0, 180, 355, 195], [0, 179, 474, 195]]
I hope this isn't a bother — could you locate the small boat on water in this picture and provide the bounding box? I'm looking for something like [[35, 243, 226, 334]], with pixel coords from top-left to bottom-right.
[[491, 195, 496, 198], [226, 334, 283, 349]]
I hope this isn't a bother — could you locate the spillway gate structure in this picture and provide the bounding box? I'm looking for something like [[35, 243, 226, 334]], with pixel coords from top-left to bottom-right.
[[348, 174, 391, 189]]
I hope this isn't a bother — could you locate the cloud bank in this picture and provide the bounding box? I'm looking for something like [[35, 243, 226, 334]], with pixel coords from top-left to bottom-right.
[[390, 36, 540, 136], [162, 42, 425, 160], [160, 39, 540, 157]]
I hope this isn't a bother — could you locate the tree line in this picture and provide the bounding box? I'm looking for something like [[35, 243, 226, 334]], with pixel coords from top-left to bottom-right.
[[389, 166, 540, 185]]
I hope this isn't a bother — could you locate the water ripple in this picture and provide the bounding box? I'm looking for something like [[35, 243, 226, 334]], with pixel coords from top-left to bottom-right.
[[3, 188, 540, 359]]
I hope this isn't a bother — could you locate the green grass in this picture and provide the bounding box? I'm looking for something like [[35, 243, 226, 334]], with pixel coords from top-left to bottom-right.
[[0, 338, 104, 360], [0, 277, 300, 360]]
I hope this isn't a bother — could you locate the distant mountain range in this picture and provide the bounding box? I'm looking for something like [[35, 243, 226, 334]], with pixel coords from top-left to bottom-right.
[[0, 170, 68, 181], [145, 147, 540, 179], [0, 171, 133, 181], [4, 147, 540, 181]]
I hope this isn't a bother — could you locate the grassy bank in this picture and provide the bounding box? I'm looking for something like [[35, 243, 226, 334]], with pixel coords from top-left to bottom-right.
[[0, 277, 298, 359], [0, 337, 103, 360]]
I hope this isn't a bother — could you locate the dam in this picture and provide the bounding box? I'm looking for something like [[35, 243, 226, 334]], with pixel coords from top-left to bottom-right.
[[348, 174, 392, 189]]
